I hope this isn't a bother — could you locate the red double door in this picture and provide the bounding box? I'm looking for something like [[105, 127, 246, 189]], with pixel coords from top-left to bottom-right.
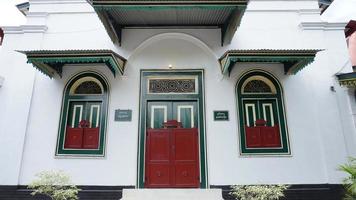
[[145, 101, 200, 188]]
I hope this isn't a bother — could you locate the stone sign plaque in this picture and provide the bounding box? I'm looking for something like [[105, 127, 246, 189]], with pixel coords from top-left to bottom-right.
[[115, 109, 132, 121], [214, 110, 229, 121]]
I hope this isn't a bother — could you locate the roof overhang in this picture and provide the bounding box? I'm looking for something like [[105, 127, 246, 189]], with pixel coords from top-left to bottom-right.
[[88, 0, 249, 46], [16, 2, 30, 16], [19, 50, 126, 78], [337, 72, 356, 87], [319, 0, 332, 14], [345, 20, 356, 38], [219, 49, 320, 75]]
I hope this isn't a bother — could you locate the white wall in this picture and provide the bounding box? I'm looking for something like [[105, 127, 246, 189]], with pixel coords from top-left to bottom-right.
[[0, 0, 355, 186], [0, 31, 43, 185]]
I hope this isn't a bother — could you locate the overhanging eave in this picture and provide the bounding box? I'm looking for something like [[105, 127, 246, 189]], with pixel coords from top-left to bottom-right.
[[337, 72, 356, 87], [219, 49, 321, 76], [18, 49, 127, 78], [88, 0, 249, 46]]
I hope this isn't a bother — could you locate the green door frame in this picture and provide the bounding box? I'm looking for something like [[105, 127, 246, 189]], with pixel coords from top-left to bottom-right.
[[137, 69, 208, 188]]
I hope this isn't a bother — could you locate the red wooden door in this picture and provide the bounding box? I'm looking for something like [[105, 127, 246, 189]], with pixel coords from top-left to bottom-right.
[[145, 122, 199, 188], [172, 127, 199, 187], [145, 129, 172, 187]]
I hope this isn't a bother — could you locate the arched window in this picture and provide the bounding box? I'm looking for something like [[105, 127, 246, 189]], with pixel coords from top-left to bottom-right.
[[236, 70, 290, 155], [56, 72, 108, 156]]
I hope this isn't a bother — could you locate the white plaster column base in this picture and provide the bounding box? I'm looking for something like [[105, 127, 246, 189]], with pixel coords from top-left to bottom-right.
[[121, 189, 223, 200]]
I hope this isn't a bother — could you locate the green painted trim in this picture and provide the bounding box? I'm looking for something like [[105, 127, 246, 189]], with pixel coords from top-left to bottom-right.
[[286, 57, 315, 75], [19, 49, 127, 78], [337, 72, 356, 80], [137, 69, 208, 188], [27, 56, 123, 78], [337, 72, 356, 87], [339, 80, 356, 87], [29, 60, 58, 78], [55, 72, 109, 157], [221, 6, 246, 45], [236, 70, 291, 155], [94, 5, 239, 10], [222, 55, 315, 75], [91, 2, 247, 46]]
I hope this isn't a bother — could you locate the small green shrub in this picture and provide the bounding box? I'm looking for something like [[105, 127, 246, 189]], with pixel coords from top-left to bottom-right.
[[28, 170, 80, 200], [230, 184, 289, 200], [339, 157, 356, 200]]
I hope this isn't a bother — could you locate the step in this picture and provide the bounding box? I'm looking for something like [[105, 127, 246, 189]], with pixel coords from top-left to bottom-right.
[[120, 189, 223, 200]]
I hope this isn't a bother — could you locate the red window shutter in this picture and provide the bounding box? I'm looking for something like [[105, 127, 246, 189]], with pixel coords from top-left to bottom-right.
[[83, 127, 99, 149], [64, 127, 83, 148], [261, 125, 281, 147], [245, 126, 262, 148]]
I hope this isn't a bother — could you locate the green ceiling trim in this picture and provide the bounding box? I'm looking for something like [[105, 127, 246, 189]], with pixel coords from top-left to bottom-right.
[[19, 50, 126, 78], [29, 60, 60, 77], [221, 6, 246, 46], [219, 50, 320, 75], [94, 5, 238, 10], [337, 72, 356, 87], [27, 56, 121, 77], [89, 0, 249, 46], [90, 0, 248, 6]]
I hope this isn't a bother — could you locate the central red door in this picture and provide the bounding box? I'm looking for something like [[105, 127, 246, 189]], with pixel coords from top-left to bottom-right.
[[145, 101, 200, 188], [145, 123, 199, 188]]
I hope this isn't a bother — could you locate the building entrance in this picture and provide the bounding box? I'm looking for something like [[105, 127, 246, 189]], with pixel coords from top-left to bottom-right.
[[145, 101, 199, 188], [138, 70, 207, 188]]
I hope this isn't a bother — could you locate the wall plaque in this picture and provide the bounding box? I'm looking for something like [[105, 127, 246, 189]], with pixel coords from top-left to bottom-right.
[[115, 109, 132, 121], [214, 110, 229, 121]]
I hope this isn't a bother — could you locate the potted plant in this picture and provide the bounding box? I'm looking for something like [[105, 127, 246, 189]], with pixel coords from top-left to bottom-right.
[[230, 184, 289, 200], [28, 170, 80, 200], [339, 157, 356, 200]]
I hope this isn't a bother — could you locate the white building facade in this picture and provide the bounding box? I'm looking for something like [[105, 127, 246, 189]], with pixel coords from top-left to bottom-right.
[[0, 0, 355, 199]]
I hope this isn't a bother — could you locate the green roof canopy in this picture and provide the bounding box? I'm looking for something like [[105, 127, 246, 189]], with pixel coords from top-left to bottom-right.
[[219, 49, 320, 75], [87, 0, 248, 46], [337, 72, 356, 87], [19, 50, 126, 78]]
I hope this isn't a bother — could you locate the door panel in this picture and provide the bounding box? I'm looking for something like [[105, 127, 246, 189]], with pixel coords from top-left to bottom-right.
[[243, 100, 258, 127], [68, 101, 102, 128], [87, 103, 101, 128], [145, 129, 171, 187], [173, 128, 199, 187], [68, 102, 85, 128], [259, 100, 278, 126], [148, 129, 171, 161], [148, 102, 172, 129], [242, 99, 279, 127], [173, 128, 198, 161], [145, 101, 199, 188], [243, 98, 282, 148], [178, 106, 193, 128], [83, 127, 100, 149], [65, 101, 101, 149], [173, 102, 197, 128], [147, 163, 171, 187], [174, 163, 198, 186]]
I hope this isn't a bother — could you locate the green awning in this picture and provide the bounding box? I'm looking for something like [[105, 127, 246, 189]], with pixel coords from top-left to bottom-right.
[[19, 49, 126, 78], [337, 72, 356, 87], [87, 0, 249, 46], [219, 49, 320, 75]]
